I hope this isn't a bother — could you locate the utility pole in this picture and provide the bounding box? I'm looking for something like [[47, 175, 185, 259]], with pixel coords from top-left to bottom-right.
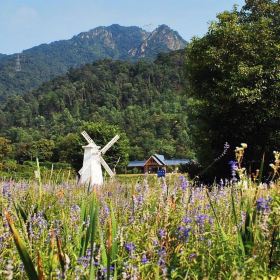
[[15, 54, 21, 72]]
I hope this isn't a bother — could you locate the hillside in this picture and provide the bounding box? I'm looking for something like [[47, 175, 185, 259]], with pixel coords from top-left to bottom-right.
[[0, 50, 193, 162], [0, 24, 186, 99]]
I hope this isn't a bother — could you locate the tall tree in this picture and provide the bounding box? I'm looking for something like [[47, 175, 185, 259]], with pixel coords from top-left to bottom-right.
[[186, 0, 280, 177], [0, 137, 12, 160]]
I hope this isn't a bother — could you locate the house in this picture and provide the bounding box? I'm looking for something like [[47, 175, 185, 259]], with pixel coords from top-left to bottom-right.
[[128, 154, 190, 173]]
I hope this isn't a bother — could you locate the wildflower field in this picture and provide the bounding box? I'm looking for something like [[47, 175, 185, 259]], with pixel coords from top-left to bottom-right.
[[0, 151, 280, 279]]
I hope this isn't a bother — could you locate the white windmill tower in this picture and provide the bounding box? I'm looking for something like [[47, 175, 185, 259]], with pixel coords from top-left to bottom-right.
[[79, 131, 120, 188]]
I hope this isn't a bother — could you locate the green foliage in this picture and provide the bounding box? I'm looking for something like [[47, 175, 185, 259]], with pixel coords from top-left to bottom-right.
[[0, 136, 12, 160], [0, 51, 194, 172], [186, 0, 280, 176], [1, 173, 279, 279], [4, 212, 39, 280], [56, 133, 84, 170]]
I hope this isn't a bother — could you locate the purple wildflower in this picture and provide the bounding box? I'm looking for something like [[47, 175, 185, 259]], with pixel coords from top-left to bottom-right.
[[77, 256, 90, 268], [183, 217, 192, 224], [141, 254, 148, 264], [125, 242, 135, 254], [158, 247, 166, 266], [229, 161, 238, 181], [70, 205, 81, 224], [28, 211, 48, 239], [102, 266, 114, 274], [158, 229, 166, 238], [256, 197, 272, 212], [189, 253, 197, 260], [178, 226, 191, 240], [2, 182, 11, 198], [133, 194, 144, 209], [104, 205, 110, 216], [195, 214, 208, 225], [179, 176, 188, 191]]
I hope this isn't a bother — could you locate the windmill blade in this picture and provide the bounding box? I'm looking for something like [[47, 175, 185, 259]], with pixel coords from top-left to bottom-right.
[[78, 165, 89, 175], [81, 131, 97, 145], [100, 135, 120, 154], [100, 156, 114, 177]]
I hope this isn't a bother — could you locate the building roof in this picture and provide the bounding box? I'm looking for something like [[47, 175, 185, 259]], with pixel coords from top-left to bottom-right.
[[128, 154, 190, 167], [154, 154, 165, 164], [145, 154, 164, 166], [165, 159, 190, 165], [127, 160, 146, 167]]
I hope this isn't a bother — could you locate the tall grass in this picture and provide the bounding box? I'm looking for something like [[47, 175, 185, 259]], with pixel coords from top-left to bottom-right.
[[0, 152, 279, 279]]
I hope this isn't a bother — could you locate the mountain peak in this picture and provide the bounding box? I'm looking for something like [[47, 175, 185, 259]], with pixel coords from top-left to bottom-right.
[[155, 24, 171, 31], [129, 24, 186, 58], [0, 24, 186, 97]]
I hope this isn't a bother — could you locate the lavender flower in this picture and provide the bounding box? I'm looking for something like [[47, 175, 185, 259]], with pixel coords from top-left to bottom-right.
[[125, 242, 135, 254], [183, 217, 192, 224], [179, 176, 189, 191], [256, 197, 272, 212], [2, 182, 11, 198], [157, 247, 166, 266], [141, 254, 148, 264], [28, 211, 48, 240], [229, 161, 238, 181], [77, 256, 90, 268], [70, 205, 81, 224], [189, 253, 197, 260], [178, 226, 191, 241], [158, 229, 166, 238], [133, 194, 144, 209], [195, 214, 208, 225]]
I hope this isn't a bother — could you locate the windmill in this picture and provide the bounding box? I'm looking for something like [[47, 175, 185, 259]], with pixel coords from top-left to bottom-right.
[[79, 131, 120, 188]]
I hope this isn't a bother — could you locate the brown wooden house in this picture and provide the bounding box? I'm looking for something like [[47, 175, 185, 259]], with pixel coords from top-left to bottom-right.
[[128, 154, 190, 173]]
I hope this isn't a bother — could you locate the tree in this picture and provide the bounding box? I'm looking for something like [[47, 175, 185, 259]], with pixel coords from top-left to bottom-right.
[[0, 50, 194, 167], [186, 0, 280, 177], [30, 139, 55, 161], [56, 133, 84, 169], [0, 137, 12, 160]]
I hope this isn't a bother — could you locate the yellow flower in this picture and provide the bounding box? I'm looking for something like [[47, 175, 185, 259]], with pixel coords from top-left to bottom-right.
[[241, 143, 247, 149]]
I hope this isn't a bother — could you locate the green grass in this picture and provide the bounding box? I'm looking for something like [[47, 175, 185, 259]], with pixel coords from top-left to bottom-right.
[[0, 172, 279, 279]]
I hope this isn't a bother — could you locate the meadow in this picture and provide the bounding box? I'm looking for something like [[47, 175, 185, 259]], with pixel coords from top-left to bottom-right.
[[0, 148, 279, 279]]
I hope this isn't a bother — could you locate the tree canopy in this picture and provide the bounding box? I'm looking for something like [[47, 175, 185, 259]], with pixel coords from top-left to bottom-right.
[[186, 0, 280, 177], [0, 51, 194, 172]]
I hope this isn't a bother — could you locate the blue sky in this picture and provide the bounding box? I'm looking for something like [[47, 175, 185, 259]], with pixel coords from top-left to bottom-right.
[[0, 0, 244, 54]]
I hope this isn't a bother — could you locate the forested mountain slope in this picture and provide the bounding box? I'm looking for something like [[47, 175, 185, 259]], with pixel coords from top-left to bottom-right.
[[0, 50, 193, 161], [0, 24, 186, 99]]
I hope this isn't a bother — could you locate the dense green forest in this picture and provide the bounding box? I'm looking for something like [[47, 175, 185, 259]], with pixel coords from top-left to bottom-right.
[[0, 0, 279, 179], [186, 0, 280, 177], [0, 50, 194, 174]]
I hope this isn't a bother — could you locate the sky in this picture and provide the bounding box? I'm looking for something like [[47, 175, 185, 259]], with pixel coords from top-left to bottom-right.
[[0, 0, 245, 55]]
